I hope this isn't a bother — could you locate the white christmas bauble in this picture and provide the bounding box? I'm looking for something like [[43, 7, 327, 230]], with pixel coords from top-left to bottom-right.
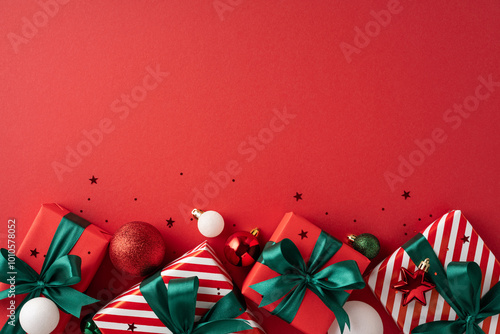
[[19, 297, 60, 334], [328, 301, 383, 334], [198, 210, 224, 238]]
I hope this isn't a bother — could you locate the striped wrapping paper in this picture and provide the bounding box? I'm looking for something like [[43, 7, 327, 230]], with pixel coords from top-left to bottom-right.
[[367, 210, 500, 334], [94, 241, 266, 334]]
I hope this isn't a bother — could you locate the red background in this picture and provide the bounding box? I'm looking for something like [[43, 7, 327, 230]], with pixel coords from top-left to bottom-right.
[[1, 1, 499, 333]]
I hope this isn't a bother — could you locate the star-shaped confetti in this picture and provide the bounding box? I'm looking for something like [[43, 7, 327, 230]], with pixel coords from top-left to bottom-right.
[[89, 175, 98, 184], [392, 267, 435, 306], [293, 192, 303, 201], [402, 190, 411, 200], [461, 235, 470, 243], [166, 217, 175, 228], [298, 230, 308, 239], [127, 323, 137, 332], [30, 248, 39, 258]]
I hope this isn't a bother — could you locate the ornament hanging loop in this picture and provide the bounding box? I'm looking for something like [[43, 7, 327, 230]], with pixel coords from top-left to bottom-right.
[[418, 258, 431, 272], [191, 209, 204, 219]]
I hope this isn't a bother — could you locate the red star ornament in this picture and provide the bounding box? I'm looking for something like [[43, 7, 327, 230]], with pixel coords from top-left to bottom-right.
[[392, 258, 436, 307]]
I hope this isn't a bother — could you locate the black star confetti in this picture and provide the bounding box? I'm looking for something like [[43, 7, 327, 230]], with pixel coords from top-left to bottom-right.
[[89, 175, 98, 184], [30, 248, 39, 257], [298, 230, 308, 239], [461, 235, 470, 243], [166, 217, 175, 228], [293, 192, 303, 201], [127, 323, 137, 332], [402, 190, 411, 200]]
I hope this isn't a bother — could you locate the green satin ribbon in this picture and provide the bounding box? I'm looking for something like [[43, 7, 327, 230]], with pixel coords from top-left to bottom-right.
[[402, 233, 500, 334], [249, 231, 366, 333], [140, 273, 253, 334], [0, 213, 100, 334]]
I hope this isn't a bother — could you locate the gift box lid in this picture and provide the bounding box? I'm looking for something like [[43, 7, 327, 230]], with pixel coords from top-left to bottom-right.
[[367, 210, 500, 334]]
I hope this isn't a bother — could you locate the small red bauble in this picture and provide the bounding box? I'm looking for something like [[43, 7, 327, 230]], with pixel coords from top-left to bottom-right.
[[224, 229, 261, 267], [109, 221, 166, 277]]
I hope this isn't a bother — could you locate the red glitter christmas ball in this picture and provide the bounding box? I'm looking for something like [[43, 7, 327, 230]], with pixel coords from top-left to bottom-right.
[[109, 221, 166, 277], [224, 230, 261, 267]]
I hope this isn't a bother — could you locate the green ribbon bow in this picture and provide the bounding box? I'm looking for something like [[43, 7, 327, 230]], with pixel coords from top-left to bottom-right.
[[402, 233, 500, 334], [250, 231, 366, 333], [140, 273, 253, 334], [0, 213, 100, 334]]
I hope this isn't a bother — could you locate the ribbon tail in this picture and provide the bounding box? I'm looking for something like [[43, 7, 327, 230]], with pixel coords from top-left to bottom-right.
[[44, 286, 99, 317], [192, 319, 252, 334], [411, 320, 466, 334], [250, 274, 300, 307], [201, 289, 246, 322], [313, 286, 350, 314], [477, 281, 500, 323], [270, 283, 307, 324], [329, 303, 350, 334]]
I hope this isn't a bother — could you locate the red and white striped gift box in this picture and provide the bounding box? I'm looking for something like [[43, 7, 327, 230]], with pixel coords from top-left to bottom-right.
[[94, 241, 266, 334], [367, 210, 500, 334]]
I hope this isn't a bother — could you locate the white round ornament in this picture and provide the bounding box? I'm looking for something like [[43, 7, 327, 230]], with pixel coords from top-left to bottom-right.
[[192, 209, 224, 238], [19, 297, 60, 334]]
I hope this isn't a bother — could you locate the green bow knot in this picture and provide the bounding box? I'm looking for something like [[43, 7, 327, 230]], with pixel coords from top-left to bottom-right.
[[0, 213, 100, 334], [403, 234, 500, 334], [0, 250, 98, 317], [140, 273, 253, 334], [250, 231, 366, 333]]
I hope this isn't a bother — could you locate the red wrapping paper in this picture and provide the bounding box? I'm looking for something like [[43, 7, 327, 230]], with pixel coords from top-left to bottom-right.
[[0, 203, 112, 333], [367, 210, 500, 333], [242, 212, 371, 334], [93, 241, 266, 334]]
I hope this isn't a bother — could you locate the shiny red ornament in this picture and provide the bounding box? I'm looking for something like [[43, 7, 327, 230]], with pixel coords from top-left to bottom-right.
[[110, 221, 166, 277], [392, 258, 436, 306], [224, 229, 261, 267]]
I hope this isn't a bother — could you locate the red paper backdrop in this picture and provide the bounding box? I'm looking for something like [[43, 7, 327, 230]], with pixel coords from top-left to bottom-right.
[[1, 1, 499, 333]]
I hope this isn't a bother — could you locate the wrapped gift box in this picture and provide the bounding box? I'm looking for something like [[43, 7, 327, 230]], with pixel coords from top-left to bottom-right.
[[93, 241, 266, 334], [0, 203, 112, 333], [242, 212, 371, 334], [367, 210, 500, 334]]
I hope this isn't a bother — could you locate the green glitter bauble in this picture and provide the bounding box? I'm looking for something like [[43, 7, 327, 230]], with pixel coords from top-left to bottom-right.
[[352, 233, 380, 259], [80, 314, 102, 334]]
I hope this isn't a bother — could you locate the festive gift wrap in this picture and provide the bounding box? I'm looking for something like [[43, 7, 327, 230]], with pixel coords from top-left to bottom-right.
[[241, 212, 371, 334], [367, 210, 500, 334], [0, 203, 112, 333], [93, 241, 266, 334]]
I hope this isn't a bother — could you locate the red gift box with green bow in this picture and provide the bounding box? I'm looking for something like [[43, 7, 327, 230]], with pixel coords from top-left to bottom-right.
[[242, 212, 371, 334], [367, 210, 500, 334], [0, 203, 111, 333]]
